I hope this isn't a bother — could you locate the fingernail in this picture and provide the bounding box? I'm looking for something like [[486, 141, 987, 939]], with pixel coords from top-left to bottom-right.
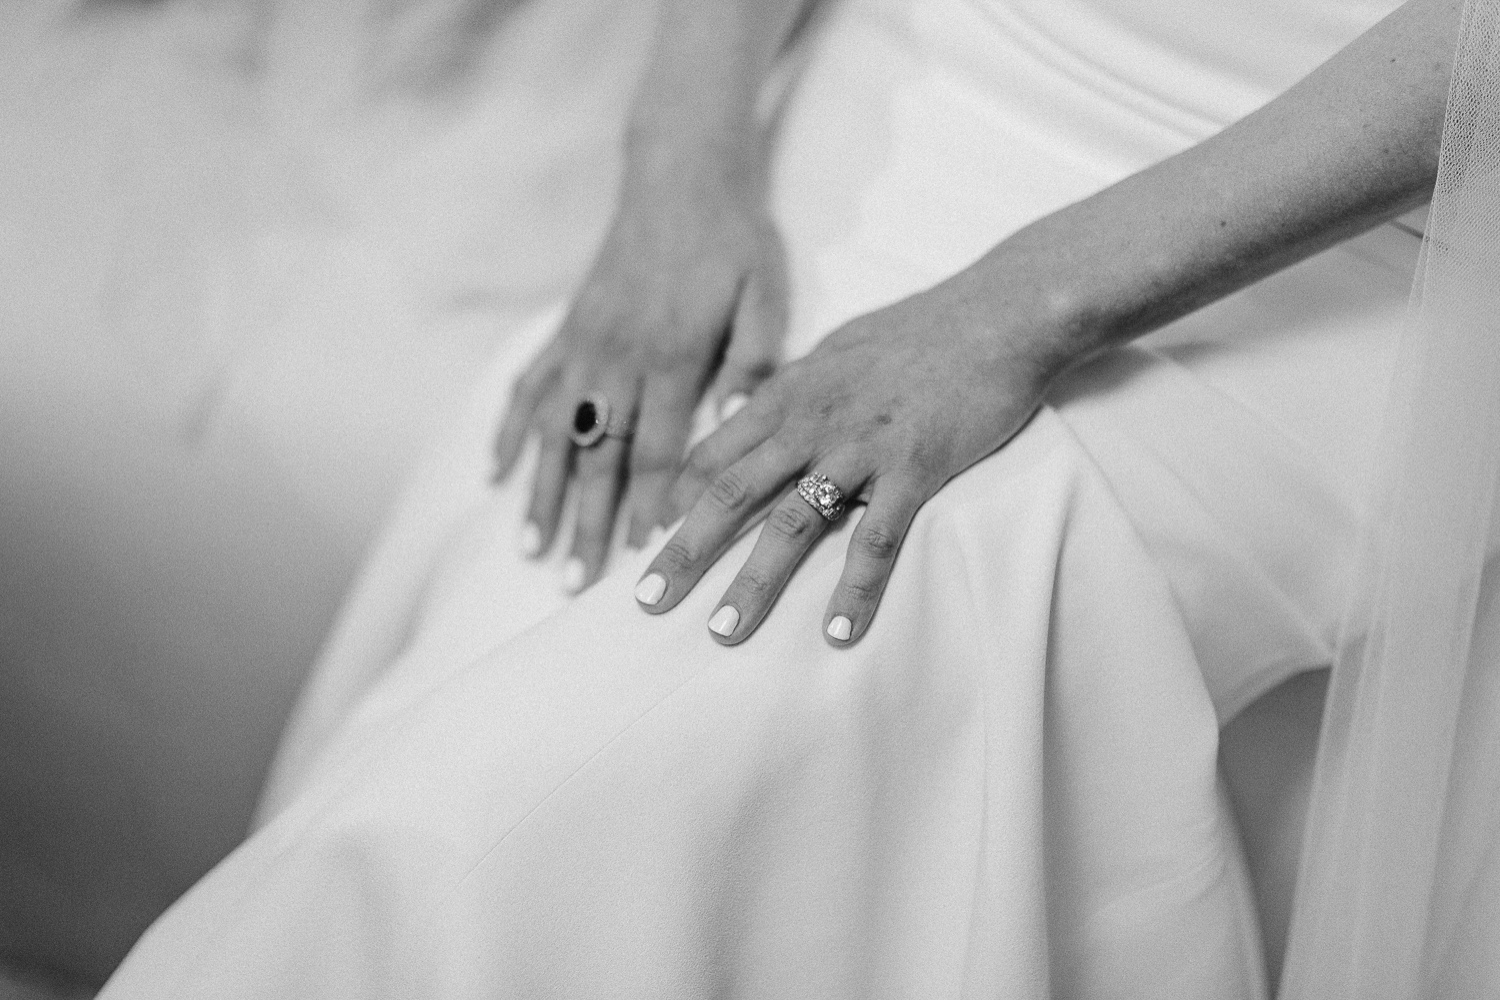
[[562, 558, 586, 594], [708, 605, 740, 637], [646, 525, 669, 551], [826, 615, 852, 642], [518, 522, 542, 558], [635, 573, 666, 606], [718, 393, 749, 422]]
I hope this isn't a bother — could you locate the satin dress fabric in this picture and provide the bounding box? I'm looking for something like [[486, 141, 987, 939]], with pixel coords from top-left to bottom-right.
[[99, 0, 1414, 994]]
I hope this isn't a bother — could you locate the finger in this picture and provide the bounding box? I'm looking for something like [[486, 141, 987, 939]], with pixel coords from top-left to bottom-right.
[[522, 403, 572, 559], [624, 369, 700, 549], [669, 387, 783, 520], [706, 458, 866, 645], [710, 249, 788, 422], [634, 437, 801, 615], [564, 379, 639, 592], [493, 346, 561, 482], [822, 476, 925, 646], [564, 434, 629, 592]]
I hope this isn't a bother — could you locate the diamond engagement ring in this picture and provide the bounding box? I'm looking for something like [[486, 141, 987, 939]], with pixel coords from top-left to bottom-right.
[[570, 394, 635, 448], [796, 472, 847, 521]]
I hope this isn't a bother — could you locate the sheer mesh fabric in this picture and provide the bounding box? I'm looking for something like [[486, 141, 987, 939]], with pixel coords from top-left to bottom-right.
[[1282, 1, 1500, 992]]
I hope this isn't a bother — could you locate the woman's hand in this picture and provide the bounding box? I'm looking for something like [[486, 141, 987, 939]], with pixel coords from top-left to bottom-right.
[[631, 272, 1055, 646], [491, 0, 820, 592], [492, 149, 788, 591], [627, 0, 1458, 646]]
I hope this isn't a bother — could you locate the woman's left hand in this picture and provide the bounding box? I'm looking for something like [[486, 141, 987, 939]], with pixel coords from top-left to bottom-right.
[[631, 271, 1059, 645]]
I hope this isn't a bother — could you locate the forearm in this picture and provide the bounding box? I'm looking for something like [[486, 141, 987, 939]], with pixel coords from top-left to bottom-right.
[[624, 0, 820, 180], [964, 0, 1460, 381]]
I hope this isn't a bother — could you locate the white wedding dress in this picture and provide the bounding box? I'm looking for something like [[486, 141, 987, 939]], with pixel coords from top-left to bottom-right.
[[94, 0, 1426, 995]]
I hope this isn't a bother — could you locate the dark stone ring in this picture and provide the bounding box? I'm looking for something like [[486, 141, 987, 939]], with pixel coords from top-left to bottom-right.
[[570, 394, 635, 448]]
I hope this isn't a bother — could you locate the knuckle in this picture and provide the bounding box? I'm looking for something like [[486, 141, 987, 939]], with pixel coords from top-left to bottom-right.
[[658, 537, 699, 573], [734, 569, 776, 600], [767, 502, 817, 543], [708, 470, 752, 513], [854, 523, 901, 561], [903, 441, 948, 481], [842, 573, 884, 603]]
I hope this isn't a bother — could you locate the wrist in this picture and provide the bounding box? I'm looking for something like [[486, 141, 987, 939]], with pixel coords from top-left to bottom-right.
[[622, 115, 765, 197], [947, 233, 1108, 392]]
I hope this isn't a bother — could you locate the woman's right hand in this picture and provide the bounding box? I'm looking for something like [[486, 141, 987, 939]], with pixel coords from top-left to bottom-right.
[[492, 145, 789, 591]]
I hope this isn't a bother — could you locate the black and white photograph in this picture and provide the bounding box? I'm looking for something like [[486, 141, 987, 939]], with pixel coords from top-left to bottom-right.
[[2, 0, 1496, 995]]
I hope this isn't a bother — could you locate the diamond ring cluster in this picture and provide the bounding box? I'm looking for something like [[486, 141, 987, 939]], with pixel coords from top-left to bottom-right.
[[796, 472, 847, 521]]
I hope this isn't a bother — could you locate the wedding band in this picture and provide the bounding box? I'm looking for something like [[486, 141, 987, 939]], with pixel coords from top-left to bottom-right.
[[570, 394, 635, 448], [796, 472, 847, 521]]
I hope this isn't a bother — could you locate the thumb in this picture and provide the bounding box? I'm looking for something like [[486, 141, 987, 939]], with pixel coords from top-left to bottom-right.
[[711, 245, 788, 423]]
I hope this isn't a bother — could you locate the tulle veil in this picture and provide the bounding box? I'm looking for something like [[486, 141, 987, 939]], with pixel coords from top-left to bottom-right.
[[1281, 0, 1500, 992]]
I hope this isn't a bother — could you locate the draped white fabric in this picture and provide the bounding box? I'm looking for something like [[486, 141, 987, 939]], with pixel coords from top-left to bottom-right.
[[1283, 0, 1500, 993]]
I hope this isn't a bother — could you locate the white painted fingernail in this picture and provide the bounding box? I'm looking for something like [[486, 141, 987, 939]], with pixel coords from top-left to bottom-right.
[[827, 615, 853, 642], [708, 605, 740, 637], [518, 522, 542, 558], [562, 558, 586, 594], [635, 573, 666, 606], [646, 525, 669, 551], [718, 393, 749, 422]]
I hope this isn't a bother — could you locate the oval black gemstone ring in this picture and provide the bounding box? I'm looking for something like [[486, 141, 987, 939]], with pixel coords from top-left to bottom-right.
[[570, 394, 635, 448]]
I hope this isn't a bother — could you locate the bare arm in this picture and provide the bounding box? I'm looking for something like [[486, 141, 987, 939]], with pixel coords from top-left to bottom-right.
[[966, 0, 1458, 381]]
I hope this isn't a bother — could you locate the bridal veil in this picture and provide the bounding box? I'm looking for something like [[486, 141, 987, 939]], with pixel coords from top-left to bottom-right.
[[1283, 0, 1500, 991]]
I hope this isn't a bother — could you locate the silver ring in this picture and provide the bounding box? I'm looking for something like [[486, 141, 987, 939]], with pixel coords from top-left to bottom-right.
[[570, 394, 635, 448], [796, 472, 846, 521]]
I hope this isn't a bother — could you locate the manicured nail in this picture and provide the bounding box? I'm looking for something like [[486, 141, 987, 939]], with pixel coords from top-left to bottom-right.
[[718, 393, 749, 422], [708, 605, 739, 637], [518, 522, 542, 558], [635, 573, 666, 606], [826, 615, 852, 642], [646, 525, 669, 551], [562, 558, 586, 593]]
